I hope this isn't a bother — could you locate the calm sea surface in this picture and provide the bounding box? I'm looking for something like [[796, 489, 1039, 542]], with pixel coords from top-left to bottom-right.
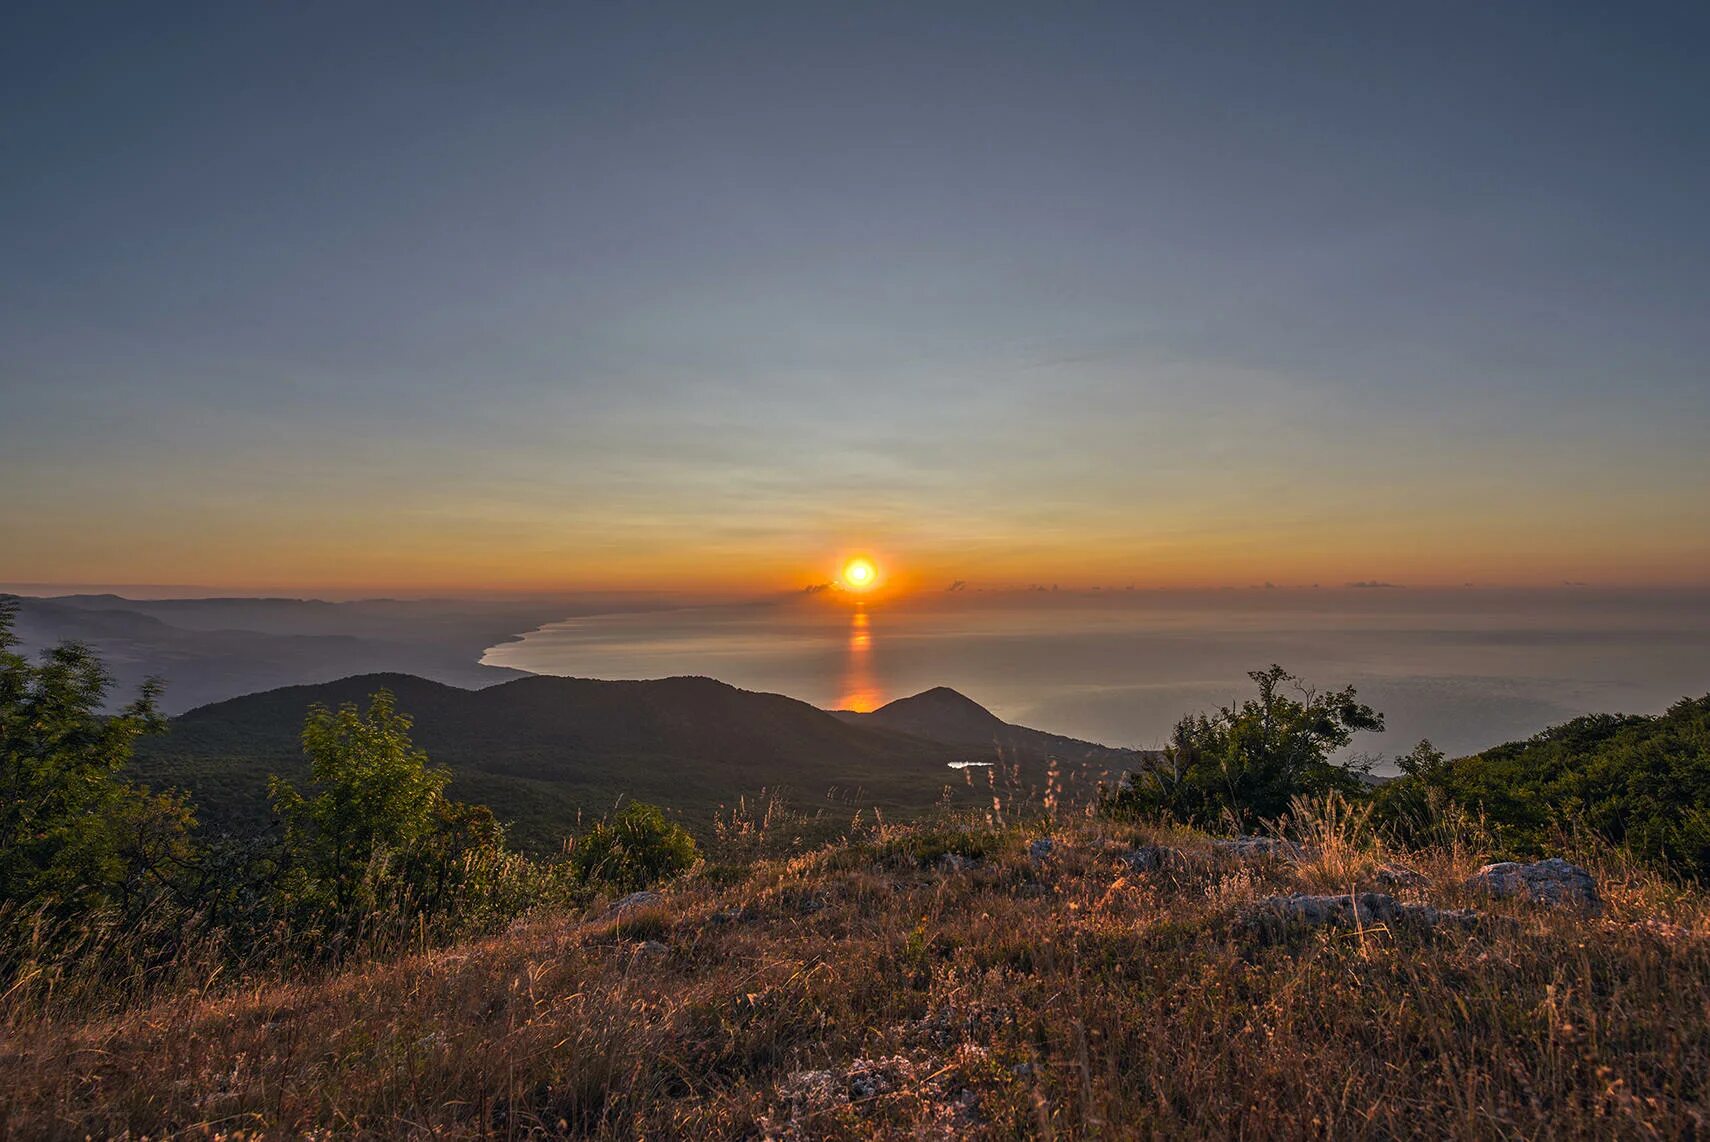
[[483, 589, 1710, 768]]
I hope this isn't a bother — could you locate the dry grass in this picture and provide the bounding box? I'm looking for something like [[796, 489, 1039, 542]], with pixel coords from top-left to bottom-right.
[[4, 805, 1710, 1139]]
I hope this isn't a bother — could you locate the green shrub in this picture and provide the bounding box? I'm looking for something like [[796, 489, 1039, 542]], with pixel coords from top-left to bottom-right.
[[1376, 696, 1710, 877], [877, 825, 1000, 866], [1103, 665, 1382, 831], [570, 802, 699, 889]]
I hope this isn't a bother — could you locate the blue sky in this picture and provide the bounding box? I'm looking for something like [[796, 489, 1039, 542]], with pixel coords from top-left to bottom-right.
[[4, 2, 1707, 590]]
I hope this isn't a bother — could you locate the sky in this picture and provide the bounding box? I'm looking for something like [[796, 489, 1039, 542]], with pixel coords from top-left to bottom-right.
[[4, 2, 1708, 594]]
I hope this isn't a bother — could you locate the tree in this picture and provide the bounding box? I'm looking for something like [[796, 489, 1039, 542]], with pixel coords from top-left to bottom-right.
[[270, 689, 480, 916], [0, 599, 194, 921], [1105, 665, 1383, 830]]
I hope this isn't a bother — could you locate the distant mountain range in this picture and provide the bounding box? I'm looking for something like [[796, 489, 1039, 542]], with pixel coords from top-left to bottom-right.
[[4, 593, 631, 712], [135, 673, 1144, 850]]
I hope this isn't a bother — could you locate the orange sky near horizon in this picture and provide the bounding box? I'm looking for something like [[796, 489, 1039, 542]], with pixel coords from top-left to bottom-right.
[[11, 395, 1706, 596], [7, 521, 1708, 598]]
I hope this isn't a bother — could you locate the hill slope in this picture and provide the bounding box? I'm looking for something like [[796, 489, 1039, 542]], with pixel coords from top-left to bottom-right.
[[136, 674, 1139, 848], [6, 814, 1704, 1138], [837, 686, 1143, 767]]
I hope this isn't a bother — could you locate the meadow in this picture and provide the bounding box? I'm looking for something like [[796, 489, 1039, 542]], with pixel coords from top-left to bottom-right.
[[4, 791, 1708, 1139]]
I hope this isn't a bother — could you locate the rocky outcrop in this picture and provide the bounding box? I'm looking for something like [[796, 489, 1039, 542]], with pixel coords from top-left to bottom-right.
[[1113, 834, 1320, 869], [1467, 858, 1601, 912]]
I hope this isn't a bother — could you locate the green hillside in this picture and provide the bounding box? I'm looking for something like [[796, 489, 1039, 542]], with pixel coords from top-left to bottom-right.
[[134, 673, 1138, 850]]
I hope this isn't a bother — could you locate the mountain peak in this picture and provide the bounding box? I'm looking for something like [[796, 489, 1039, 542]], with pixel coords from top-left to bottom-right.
[[856, 686, 1011, 743], [874, 686, 1002, 723], [843, 686, 1140, 762]]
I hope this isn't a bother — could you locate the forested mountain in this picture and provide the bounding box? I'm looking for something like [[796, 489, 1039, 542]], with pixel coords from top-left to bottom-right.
[[136, 673, 1139, 849]]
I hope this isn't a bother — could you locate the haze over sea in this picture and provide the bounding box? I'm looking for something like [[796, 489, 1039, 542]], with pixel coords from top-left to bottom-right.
[[485, 587, 1710, 769]]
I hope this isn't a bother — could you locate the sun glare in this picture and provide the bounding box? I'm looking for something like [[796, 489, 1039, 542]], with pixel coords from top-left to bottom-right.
[[842, 557, 878, 591]]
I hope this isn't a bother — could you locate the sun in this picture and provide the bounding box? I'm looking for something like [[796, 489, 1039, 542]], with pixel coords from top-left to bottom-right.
[[842, 557, 878, 591]]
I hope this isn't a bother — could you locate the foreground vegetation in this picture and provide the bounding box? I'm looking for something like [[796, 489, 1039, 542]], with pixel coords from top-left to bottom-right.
[[1375, 694, 1710, 877], [1106, 665, 1710, 879], [4, 800, 1709, 1138]]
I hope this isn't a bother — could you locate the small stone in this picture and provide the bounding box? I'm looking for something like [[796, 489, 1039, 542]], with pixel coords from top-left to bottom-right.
[[845, 1057, 906, 1099], [1249, 892, 1478, 933], [603, 890, 662, 918], [1258, 891, 1406, 927], [1119, 844, 1183, 873], [778, 1068, 838, 1110], [1373, 863, 1427, 889], [1215, 836, 1308, 861], [1467, 858, 1601, 912], [1028, 837, 1055, 860], [709, 905, 751, 925]]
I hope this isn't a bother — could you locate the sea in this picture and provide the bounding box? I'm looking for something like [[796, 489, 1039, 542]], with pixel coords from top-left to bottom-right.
[[483, 588, 1710, 770]]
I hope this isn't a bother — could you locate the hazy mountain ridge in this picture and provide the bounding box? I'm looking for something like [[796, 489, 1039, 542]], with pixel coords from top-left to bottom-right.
[[3, 594, 581, 712]]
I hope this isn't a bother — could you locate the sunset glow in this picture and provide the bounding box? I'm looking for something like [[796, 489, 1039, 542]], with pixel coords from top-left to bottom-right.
[[842, 558, 878, 591]]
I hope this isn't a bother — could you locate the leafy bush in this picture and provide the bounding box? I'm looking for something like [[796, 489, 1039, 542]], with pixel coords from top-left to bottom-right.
[[1104, 665, 1382, 830], [1376, 696, 1710, 877], [570, 802, 699, 889]]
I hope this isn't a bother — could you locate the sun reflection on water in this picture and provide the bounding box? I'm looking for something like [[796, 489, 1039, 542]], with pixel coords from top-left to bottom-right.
[[835, 606, 883, 712]]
